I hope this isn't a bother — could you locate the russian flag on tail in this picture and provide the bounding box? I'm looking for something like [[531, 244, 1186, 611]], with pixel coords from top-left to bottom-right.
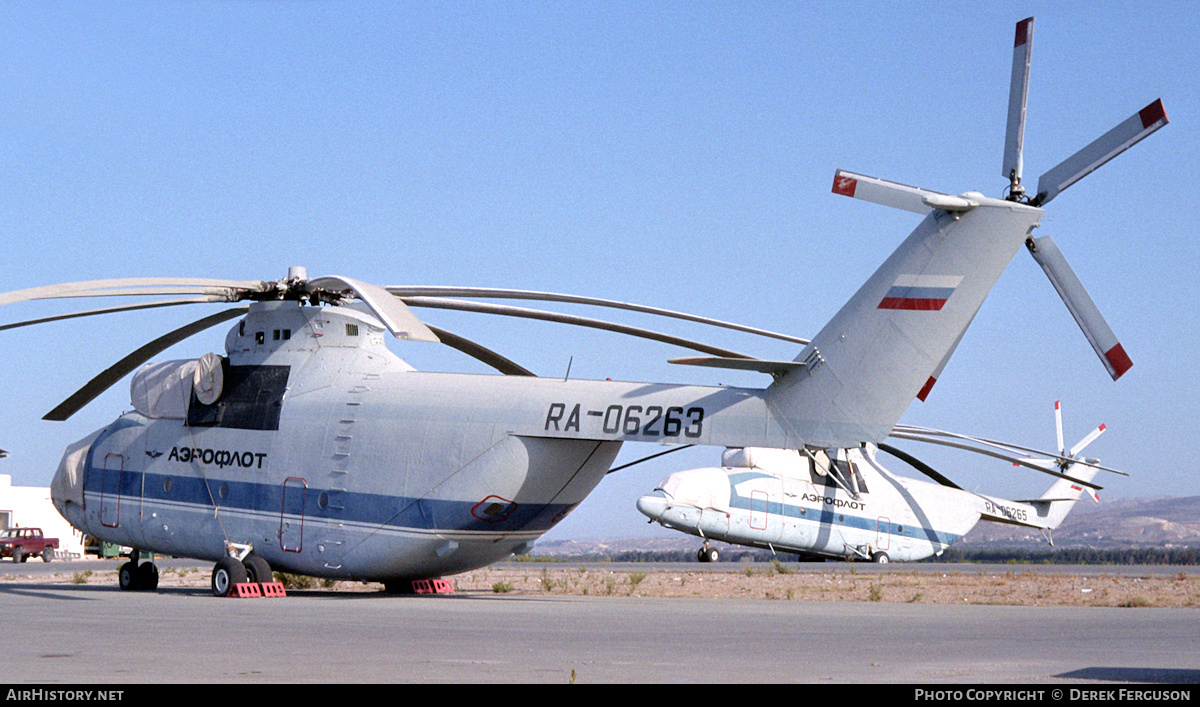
[[878, 274, 963, 311]]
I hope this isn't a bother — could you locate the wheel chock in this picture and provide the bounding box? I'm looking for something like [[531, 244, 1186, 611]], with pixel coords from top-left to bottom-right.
[[412, 578, 454, 594], [259, 582, 287, 598], [230, 582, 262, 598]]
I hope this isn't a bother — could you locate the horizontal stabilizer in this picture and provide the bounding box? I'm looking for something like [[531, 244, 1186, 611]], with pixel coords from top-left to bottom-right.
[[669, 357, 805, 376], [831, 170, 978, 215], [1034, 99, 1168, 206]]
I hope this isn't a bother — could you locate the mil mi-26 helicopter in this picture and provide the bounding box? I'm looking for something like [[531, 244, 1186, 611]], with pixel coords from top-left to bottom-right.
[[0, 17, 1165, 595], [636, 401, 1116, 563], [637, 17, 1156, 563]]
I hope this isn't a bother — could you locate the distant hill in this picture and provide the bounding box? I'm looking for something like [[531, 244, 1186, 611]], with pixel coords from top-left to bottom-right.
[[532, 496, 1200, 558]]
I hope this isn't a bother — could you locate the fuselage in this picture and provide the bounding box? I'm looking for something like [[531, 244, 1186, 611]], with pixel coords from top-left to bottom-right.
[[49, 300, 793, 581], [635, 446, 984, 562]]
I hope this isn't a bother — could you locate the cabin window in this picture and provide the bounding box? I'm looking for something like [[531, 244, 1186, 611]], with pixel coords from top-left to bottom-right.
[[255, 331, 265, 345]]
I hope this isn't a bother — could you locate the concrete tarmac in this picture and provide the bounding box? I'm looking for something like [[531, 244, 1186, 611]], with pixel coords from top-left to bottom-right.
[[3, 563, 1200, 684]]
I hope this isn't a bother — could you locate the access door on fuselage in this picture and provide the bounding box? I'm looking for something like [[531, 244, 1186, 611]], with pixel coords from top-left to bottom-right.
[[99, 453, 125, 529], [280, 477, 306, 552]]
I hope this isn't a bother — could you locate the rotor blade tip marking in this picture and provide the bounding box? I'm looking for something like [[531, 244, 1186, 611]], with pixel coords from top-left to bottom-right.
[[1104, 343, 1133, 379], [832, 173, 857, 197], [1140, 99, 1168, 129], [1015, 18, 1033, 47]]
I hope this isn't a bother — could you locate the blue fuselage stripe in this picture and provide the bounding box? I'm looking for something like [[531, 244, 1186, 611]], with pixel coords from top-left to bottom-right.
[[83, 467, 572, 534]]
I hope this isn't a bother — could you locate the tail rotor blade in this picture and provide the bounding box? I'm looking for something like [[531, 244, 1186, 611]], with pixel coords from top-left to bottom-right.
[[1002, 17, 1034, 196], [1033, 99, 1168, 207], [1054, 400, 1065, 456], [1027, 235, 1131, 380], [831, 169, 978, 215], [1069, 423, 1107, 458]]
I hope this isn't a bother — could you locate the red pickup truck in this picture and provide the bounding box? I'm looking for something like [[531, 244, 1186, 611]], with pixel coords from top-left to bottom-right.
[[0, 528, 59, 563]]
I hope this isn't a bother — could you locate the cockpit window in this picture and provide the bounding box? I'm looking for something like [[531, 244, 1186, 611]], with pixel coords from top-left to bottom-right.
[[188, 364, 290, 431]]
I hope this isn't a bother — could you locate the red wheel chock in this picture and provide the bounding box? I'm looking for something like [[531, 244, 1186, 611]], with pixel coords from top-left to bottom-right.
[[228, 582, 287, 598], [412, 578, 454, 594], [230, 582, 262, 598], [259, 582, 287, 598]]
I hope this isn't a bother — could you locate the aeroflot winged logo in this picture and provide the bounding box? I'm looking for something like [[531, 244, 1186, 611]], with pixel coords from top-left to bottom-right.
[[878, 274, 963, 311]]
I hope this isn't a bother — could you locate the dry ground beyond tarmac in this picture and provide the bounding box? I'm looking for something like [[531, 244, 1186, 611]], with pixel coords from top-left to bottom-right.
[[14, 560, 1200, 608]]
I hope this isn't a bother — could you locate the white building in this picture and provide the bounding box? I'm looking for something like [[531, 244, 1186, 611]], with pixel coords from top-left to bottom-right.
[[0, 475, 86, 558]]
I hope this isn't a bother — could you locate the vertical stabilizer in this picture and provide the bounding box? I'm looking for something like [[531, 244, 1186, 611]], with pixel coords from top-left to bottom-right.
[[767, 198, 1042, 448]]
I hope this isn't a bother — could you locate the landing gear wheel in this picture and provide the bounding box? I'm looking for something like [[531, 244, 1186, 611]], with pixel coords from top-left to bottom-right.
[[871, 551, 890, 564], [137, 562, 159, 590], [211, 556, 247, 597], [243, 554, 272, 585], [119, 561, 140, 591], [697, 546, 719, 563]]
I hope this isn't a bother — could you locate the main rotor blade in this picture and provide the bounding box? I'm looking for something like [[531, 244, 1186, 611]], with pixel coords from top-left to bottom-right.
[[887, 430, 1104, 490], [43, 307, 249, 421], [389, 286, 809, 345], [1002, 17, 1034, 190], [0, 297, 226, 332], [1027, 235, 1131, 379], [0, 278, 267, 306], [876, 442, 963, 490], [424, 324, 535, 377], [1033, 99, 1168, 207], [307, 276, 439, 343], [401, 297, 753, 359], [892, 424, 1126, 477]]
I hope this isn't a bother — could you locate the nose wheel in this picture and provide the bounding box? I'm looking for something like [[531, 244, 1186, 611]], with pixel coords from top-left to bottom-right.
[[117, 551, 159, 591], [697, 543, 719, 563]]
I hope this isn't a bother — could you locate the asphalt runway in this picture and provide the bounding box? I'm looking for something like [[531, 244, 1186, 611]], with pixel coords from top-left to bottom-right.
[[3, 561, 1200, 685]]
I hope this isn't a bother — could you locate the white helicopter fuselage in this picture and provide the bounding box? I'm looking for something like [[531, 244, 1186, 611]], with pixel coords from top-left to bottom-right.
[[635, 445, 1094, 562], [51, 299, 796, 582]]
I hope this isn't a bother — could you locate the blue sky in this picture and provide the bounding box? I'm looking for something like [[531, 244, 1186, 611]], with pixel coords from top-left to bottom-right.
[[1, 2, 1196, 541]]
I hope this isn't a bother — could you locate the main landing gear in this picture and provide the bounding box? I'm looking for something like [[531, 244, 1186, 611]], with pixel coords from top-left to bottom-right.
[[211, 552, 273, 597], [118, 550, 159, 591], [696, 543, 719, 563]]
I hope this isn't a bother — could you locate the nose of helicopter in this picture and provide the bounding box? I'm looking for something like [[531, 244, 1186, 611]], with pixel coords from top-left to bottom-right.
[[50, 429, 102, 524], [635, 492, 669, 520]]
